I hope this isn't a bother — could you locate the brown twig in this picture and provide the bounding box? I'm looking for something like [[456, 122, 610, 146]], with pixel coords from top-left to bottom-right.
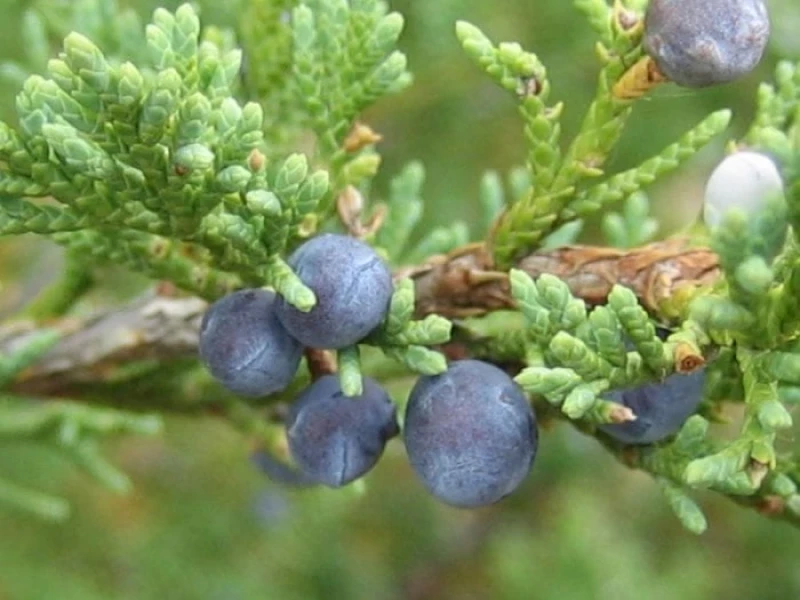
[[7, 292, 206, 396], [408, 237, 719, 318], [304, 348, 337, 380], [2, 238, 720, 396]]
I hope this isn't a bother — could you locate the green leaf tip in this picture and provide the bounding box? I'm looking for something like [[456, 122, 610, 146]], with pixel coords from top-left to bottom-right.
[[660, 480, 708, 535], [338, 346, 364, 397]]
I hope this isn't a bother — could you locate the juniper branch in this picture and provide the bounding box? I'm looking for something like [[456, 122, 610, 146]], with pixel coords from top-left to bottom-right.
[[4, 238, 719, 397], [7, 240, 800, 529]]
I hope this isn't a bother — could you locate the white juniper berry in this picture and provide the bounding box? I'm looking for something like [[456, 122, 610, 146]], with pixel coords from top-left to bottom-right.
[[703, 151, 784, 229]]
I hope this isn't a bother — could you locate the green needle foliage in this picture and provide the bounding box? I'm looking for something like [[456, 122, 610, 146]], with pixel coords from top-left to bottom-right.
[[0, 0, 799, 537]]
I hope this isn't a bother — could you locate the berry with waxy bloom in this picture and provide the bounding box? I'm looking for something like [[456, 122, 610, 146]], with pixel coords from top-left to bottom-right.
[[644, 0, 770, 88], [703, 151, 784, 229], [276, 234, 393, 349], [404, 360, 538, 508], [286, 375, 399, 487], [199, 289, 303, 398], [599, 369, 706, 445]]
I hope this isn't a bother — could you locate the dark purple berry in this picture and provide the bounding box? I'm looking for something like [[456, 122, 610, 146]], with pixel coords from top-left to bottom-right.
[[403, 360, 538, 508], [199, 289, 302, 397], [599, 369, 706, 445], [276, 234, 393, 349], [285, 375, 399, 487], [644, 0, 770, 87]]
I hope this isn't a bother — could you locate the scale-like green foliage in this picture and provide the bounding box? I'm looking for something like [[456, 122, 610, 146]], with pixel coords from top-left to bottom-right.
[[0, 0, 430, 518]]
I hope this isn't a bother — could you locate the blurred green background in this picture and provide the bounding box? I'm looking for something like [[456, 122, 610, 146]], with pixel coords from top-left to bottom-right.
[[0, 1, 799, 599]]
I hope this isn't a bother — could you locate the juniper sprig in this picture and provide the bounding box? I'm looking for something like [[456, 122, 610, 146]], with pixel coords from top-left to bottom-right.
[[0, 0, 799, 532]]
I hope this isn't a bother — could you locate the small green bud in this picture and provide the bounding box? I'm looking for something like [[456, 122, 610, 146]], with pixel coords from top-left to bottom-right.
[[275, 153, 309, 193], [245, 190, 281, 216], [215, 165, 252, 192], [757, 398, 793, 430], [372, 51, 408, 85], [734, 256, 773, 295], [174, 143, 215, 171], [562, 385, 596, 419], [118, 62, 145, 105], [342, 153, 381, 186], [373, 13, 404, 50]]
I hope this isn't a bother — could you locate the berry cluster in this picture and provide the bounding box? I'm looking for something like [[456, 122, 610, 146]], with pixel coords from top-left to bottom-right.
[[199, 233, 708, 507], [199, 233, 394, 399], [198, 232, 539, 506], [282, 358, 538, 506]]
